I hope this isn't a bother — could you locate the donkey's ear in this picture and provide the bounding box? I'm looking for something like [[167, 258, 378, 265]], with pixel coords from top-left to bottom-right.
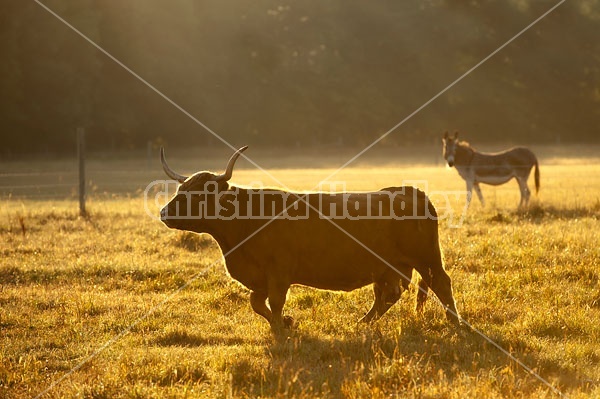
[[443, 131, 448, 139], [453, 131, 459, 139]]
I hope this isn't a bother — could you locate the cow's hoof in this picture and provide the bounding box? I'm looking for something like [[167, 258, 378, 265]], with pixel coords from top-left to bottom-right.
[[357, 315, 374, 324], [283, 315, 296, 329], [270, 316, 297, 334], [445, 309, 462, 325]]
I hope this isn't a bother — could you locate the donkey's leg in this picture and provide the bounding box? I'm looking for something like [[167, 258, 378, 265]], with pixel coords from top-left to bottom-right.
[[465, 180, 474, 209], [516, 176, 531, 208], [473, 182, 485, 206]]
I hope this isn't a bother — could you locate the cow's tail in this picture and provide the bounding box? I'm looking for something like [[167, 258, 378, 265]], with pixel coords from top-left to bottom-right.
[[534, 158, 540, 194]]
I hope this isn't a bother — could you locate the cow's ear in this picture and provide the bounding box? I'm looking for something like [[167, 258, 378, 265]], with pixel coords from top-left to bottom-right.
[[454, 131, 459, 139], [217, 179, 230, 192], [443, 131, 448, 140]]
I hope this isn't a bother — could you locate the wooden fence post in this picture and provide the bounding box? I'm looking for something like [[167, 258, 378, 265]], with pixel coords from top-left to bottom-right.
[[77, 127, 86, 217]]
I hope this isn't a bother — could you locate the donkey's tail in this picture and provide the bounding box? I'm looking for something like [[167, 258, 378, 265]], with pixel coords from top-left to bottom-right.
[[534, 159, 540, 194]]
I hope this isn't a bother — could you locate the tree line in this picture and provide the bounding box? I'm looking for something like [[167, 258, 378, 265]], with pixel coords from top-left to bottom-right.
[[1, 0, 599, 156]]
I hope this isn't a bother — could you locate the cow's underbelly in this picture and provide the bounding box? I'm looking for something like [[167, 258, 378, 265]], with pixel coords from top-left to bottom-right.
[[292, 265, 380, 291], [295, 279, 372, 292], [291, 240, 416, 291], [225, 259, 268, 293], [218, 216, 433, 293]]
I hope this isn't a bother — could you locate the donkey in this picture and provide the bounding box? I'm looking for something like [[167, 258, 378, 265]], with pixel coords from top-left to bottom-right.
[[442, 131, 540, 209]]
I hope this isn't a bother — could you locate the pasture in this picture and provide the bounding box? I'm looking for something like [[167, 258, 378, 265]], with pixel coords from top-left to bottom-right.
[[1, 145, 600, 398]]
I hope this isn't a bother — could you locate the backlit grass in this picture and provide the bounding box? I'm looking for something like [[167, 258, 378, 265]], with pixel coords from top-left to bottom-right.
[[1, 152, 599, 398]]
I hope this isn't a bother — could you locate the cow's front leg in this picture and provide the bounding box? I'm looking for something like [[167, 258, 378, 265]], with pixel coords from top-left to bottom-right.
[[267, 279, 293, 331], [377, 280, 402, 319], [360, 273, 404, 323], [359, 282, 382, 323]]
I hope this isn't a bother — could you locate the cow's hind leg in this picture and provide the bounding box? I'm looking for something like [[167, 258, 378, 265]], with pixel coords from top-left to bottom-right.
[[250, 291, 272, 324], [415, 277, 429, 315], [416, 248, 460, 325], [425, 268, 460, 324], [267, 280, 293, 331]]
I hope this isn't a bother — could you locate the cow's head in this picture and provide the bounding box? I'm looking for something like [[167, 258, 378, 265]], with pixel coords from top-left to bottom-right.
[[159, 146, 248, 230], [442, 131, 459, 167]]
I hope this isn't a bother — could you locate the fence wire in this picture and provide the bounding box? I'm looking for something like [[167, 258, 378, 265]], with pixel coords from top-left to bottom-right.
[[0, 168, 163, 201]]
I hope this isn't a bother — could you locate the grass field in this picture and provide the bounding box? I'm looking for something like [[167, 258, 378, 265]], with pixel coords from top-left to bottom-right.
[[1, 146, 600, 398]]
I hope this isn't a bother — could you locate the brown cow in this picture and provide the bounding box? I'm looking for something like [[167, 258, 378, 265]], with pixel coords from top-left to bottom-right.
[[160, 146, 460, 330]]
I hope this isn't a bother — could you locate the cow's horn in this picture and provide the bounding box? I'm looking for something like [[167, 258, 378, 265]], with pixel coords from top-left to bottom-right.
[[160, 147, 188, 183], [218, 146, 248, 182]]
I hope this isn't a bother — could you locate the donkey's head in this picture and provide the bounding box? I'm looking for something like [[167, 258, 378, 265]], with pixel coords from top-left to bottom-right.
[[442, 131, 459, 167]]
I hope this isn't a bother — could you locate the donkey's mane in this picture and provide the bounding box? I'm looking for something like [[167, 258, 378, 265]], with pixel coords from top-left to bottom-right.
[[458, 140, 475, 150]]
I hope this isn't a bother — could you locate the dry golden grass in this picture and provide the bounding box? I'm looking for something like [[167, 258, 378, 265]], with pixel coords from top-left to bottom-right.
[[1, 149, 599, 398]]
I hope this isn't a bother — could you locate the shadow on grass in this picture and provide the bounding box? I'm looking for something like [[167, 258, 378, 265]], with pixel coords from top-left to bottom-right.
[[152, 329, 267, 347], [146, 309, 597, 396], [486, 203, 599, 225], [217, 321, 596, 397], [0, 264, 189, 291], [515, 203, 599, 222]]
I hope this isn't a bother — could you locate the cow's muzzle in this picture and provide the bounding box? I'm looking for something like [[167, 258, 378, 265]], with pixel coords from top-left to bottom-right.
[[160, 206, 169, 222]]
